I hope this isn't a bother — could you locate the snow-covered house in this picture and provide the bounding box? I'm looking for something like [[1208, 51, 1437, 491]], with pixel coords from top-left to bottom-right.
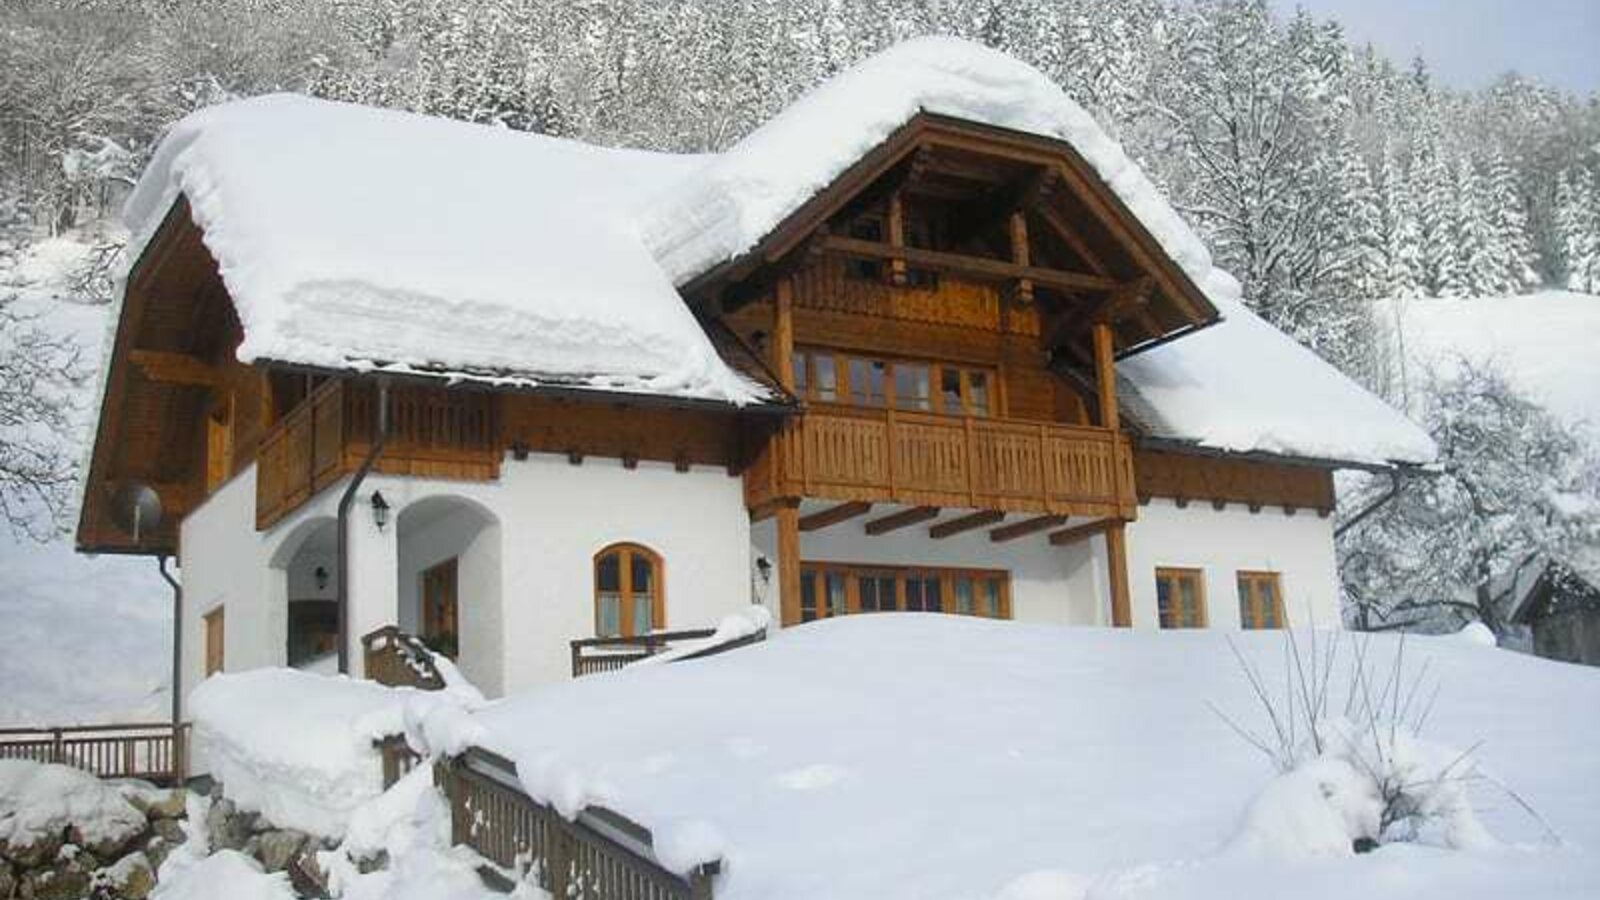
[[75, 39, 1434, 710]]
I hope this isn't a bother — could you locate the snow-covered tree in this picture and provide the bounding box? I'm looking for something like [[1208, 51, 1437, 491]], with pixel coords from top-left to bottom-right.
[[1555, 166, 1600, 292]]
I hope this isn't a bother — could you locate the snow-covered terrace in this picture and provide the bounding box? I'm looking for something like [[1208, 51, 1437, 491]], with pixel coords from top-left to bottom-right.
[[457, 616, 1599, 899], [123, 37, 1433, 467]]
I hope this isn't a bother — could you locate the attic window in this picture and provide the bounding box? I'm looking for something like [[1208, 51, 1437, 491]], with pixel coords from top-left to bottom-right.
[[846, 219, 883, 280]]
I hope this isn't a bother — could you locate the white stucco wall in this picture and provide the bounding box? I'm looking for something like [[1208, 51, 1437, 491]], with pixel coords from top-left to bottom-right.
[[1123, 498, 1342, 630], [178, 451, 754, 706]]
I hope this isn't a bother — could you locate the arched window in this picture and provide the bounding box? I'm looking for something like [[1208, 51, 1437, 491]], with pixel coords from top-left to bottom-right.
[[594, 543, 664, 638]]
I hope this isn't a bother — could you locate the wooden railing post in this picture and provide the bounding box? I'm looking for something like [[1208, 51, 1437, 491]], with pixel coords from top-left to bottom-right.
[[51, 728, 63, 765]]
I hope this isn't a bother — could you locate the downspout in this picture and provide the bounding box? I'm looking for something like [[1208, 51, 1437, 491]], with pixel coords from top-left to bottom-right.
[[336, 378, 391, 675], [1334, 469, 1405, 538], [156, 554, 181, 729]]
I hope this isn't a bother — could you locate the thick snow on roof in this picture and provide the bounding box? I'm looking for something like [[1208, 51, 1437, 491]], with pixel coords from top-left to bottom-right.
[[470, 616, 1600, 899], [643, 36, 1242, 311], [1386, 291, 1600, 432], [122, 95, 765, 405], [1119, 294, 1438, 466]]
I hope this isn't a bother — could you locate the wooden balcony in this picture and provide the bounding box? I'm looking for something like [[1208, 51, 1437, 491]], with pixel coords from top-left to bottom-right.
[[746, 406, 1137, 520], [256, 379, 500, 529]]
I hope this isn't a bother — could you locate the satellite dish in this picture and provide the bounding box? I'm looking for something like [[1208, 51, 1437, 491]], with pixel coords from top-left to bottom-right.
[[110, 482, 163, 542]]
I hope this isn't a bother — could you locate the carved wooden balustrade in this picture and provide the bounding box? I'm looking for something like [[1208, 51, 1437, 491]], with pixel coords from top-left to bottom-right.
[[256, 379, 500, 529], [746, 406, 1137, 520]]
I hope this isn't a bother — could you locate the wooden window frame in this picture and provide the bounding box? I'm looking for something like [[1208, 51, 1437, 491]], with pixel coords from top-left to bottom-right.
[[1237, 570, 1286, 630], [593, 543, 666, 638], [203, 605, 225, 676], [793, 346, 999, 418], [796, 561, 1011, 623], [1154, 567, 1207, 629]]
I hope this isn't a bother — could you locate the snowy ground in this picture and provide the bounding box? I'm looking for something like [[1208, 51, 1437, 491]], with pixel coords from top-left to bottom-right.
[[468, 616, 1600, 900], [1385, 291, 1600, 431], [0, 235, 170, 727]]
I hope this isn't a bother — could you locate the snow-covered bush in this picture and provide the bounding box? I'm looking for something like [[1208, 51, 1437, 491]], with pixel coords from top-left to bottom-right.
[[1215, 632, 1503, 857]]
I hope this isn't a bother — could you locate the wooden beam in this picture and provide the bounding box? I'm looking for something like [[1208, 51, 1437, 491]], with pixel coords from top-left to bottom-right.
[[1008, 210, 1033, 304], [129, 350, 222, 388], [772, 277, 795, 388], [864, 506, 940, 535], [1047, 517, 1114, 546], [1042, 277, 1153, 351], [989, 514, 1066, 543], [886, 192, 908, 286], [799, 501, 872, 532], [776, 503, 802, 627], [1093, 320, 1119, 432], [820, 235, 1120, 293], [929, 510, 1004, 539], [1106, 522, 1132, 627]]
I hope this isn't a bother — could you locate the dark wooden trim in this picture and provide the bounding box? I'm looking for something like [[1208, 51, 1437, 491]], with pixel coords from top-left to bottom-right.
[[128, 349, 223, 388], [864, 505, 940, 535], [988, 514, 1067, 543], [1047, 518, 1114, 546], [929, 510, 1004, 539], [799, 501, 873, 532], [820, 234, 1119, 293]]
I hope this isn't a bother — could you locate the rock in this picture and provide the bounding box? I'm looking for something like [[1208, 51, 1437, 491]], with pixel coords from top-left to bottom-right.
[[204, 799, 255, 852], [142, 792, 188, 822], [149, 819, 185, 847], [355, 849, 388, 875], [69, 822, 137, 863], [0, 833, 62, 869], [21, 859, 92, 900], [286, 845, 328, 898], [255, 831, 308, 874], [91, 852, 154, 900], [0, 860, 15, 900]]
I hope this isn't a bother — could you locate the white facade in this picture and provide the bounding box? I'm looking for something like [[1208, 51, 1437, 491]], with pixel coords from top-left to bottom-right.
[[177, 452, 752, 712], [179, 451, 1343, 715]]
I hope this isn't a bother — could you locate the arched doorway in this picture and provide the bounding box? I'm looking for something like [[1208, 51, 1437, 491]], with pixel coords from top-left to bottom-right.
[[396, 495, 503, 695], [268, 516, 340, 671]]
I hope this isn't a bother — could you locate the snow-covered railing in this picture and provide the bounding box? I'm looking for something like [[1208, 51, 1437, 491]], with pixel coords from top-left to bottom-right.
[[438, 747, 719, 899], [362, 626, 446, 691], [0, 722, 189, 785], [569, 621, 768, 678]]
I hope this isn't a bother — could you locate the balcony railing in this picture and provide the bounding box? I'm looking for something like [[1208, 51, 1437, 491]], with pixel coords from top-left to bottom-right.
[[256, 379, 499, 529], [747, 406, 1137, 519], [0, 722, 189, 785]]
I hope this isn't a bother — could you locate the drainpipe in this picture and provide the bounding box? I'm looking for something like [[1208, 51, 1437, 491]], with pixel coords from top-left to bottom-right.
[[1334, 469, 1405, 538], [337, 378, 391, 675], [156, 554, 182, 729]]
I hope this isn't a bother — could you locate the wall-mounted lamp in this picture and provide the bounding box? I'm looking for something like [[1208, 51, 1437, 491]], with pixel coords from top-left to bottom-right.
[[755, 555, 772, 584], [313, 565, 329, 592], [370, 490, 390, 532]]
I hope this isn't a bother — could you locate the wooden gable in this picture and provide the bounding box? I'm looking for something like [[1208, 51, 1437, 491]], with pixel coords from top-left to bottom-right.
[[684, 113, 1220, 366]]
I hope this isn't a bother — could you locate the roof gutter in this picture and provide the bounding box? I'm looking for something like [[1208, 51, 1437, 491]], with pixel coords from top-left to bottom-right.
[[1135, 435, 1431, 476], [260, 359, 795, 418]]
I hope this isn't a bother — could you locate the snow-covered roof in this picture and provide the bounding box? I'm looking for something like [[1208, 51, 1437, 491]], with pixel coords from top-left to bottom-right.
[[1118, 296, 1438, 466], [123, 36, 1433, 464], [122, 96, 766, 405]]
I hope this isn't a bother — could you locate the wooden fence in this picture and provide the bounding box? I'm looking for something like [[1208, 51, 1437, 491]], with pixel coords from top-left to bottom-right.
[[437, 748, 718, 899], [0, 723, 189, 785]]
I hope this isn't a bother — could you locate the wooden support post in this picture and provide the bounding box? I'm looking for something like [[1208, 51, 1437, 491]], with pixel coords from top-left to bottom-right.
[[1105, 523, 1131, 627], [773, 277, 795, 386], [1009, 210, 1033, 304], [776, 502, 802, 627], [1092, 321, 1119, 432], [886, 192, 908, 286]]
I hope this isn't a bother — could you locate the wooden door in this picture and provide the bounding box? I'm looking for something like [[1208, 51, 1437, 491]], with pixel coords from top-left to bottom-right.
[[421, 558, 459, 657], [203, 606, 225, 676]]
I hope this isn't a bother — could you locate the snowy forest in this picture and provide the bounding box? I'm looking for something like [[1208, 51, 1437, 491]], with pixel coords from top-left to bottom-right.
[[2, 0, 1598, 632]]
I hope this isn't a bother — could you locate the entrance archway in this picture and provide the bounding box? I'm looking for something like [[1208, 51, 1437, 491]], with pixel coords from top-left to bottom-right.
[[396, 495, 503, 695]]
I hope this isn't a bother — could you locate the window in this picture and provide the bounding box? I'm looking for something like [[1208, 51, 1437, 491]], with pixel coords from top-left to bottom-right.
[[796, 563, 1009, 623], [594, 543, 664, 638], [1155, 568, 1206, 629], [1238, 571, 1285, 630], [793, 347, 995, 418], [204, 606, 225, 676]]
